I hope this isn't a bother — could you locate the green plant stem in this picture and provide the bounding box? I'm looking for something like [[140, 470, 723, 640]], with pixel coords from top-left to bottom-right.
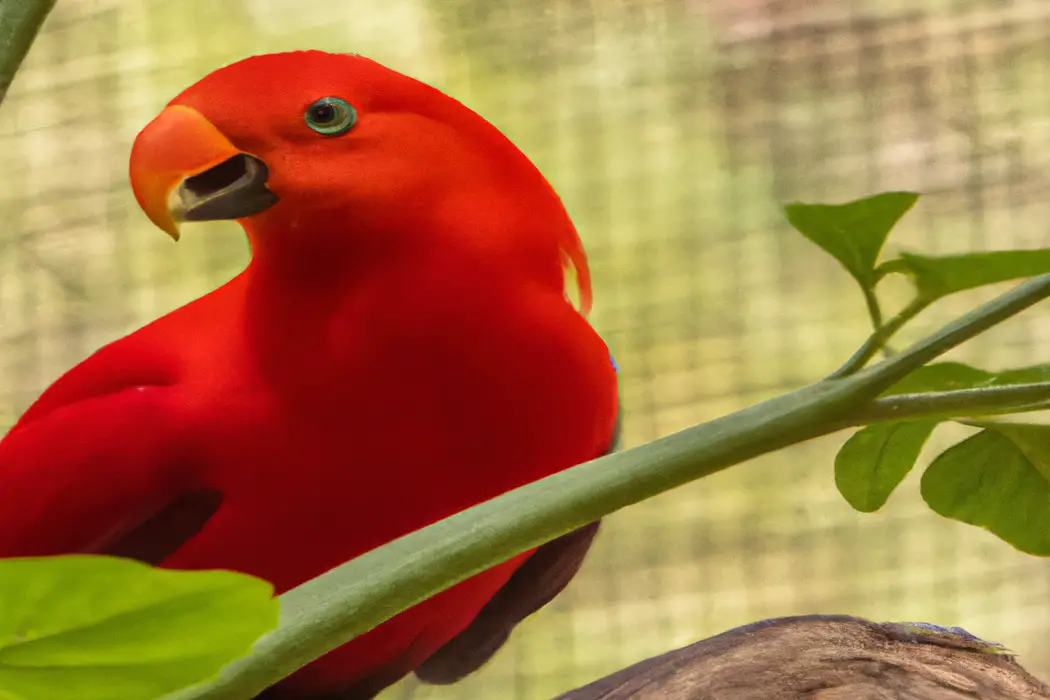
[[830, 297, 932, 378], [843, 382, 1050, 426], [862, 274, 1050, 386], [168, 272, 1050, 700], [0, 0, 56, 107], [169, 382, 876, 700], [862, 286, 884, 331]]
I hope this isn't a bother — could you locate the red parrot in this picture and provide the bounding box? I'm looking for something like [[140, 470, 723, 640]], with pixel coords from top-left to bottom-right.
[[0, 51, 619, 699]]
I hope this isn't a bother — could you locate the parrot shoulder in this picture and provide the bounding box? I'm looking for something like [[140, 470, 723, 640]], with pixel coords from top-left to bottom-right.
[[10, 330, 179, 432], [0, 322, 221, 564]]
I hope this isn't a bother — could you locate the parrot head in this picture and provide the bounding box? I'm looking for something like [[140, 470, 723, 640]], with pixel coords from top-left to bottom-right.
[[128, 51, 591, 310]]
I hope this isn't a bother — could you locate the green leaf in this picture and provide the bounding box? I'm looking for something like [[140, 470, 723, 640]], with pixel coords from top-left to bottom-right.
[[0, 555, 278, 700], [783, 192, 919, 289], [921, 430, 1050, 556], [879, 249, 1050, 301], [985, 423, 1050, 482], [883, 361, 1050, 396], [835, 421, 937, 512], [883, 362, 996, 395], [989, 364, 1050, 387]]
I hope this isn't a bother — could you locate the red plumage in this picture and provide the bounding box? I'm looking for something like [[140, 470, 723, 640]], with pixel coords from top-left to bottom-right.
[[0, 52, 618, 698]]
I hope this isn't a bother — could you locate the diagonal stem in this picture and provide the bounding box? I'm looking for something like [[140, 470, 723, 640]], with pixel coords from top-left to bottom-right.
[[856, 273, 1050, 390], [839, 382, 1050, 428], [0, 0, 57, 108], [830, 297, 931, 378]]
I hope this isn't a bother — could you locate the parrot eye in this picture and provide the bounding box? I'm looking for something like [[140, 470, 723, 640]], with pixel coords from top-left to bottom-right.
[[304, 97, 357, 136]]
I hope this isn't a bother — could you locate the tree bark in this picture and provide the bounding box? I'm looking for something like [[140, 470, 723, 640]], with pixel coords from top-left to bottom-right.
[[555, 614, 1050, 700]]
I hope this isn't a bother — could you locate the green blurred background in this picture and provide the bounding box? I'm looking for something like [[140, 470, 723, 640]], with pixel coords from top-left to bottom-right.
[[3, 0, 1050, 697]]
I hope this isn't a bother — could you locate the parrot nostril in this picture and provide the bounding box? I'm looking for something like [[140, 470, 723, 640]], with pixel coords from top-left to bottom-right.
[[185, 154, 250, 196]]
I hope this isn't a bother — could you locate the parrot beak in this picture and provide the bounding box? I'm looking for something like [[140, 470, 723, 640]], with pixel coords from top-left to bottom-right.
[[129, 105, 278, 240]]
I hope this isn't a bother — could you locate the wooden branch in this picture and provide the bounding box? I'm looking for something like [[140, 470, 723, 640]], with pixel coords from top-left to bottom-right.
[[555, 615, 1050, 700]]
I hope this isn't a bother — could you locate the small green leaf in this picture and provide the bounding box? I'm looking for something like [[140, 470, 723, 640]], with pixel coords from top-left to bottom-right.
[[921, 430, 1050, 556], [879, 249, 1050, 301], [783, 192, 919, 289], [835, 421, 936, 512], [884, 361, 1050, 396], [0, 555, 278, 700]]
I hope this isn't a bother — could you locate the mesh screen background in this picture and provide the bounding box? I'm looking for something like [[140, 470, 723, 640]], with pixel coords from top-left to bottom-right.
[[3, 0, 1050, 698]]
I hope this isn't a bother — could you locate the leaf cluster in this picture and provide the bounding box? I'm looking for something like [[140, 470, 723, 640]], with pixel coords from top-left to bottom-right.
[[785, 193, 1050, 555]]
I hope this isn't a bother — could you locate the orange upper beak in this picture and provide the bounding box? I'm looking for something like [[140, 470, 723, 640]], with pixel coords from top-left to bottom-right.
[[129, 105, 277, 240]]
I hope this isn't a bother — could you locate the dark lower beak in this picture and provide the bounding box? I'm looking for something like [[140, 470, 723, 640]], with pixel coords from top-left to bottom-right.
[[176, 154, 279, 224]]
